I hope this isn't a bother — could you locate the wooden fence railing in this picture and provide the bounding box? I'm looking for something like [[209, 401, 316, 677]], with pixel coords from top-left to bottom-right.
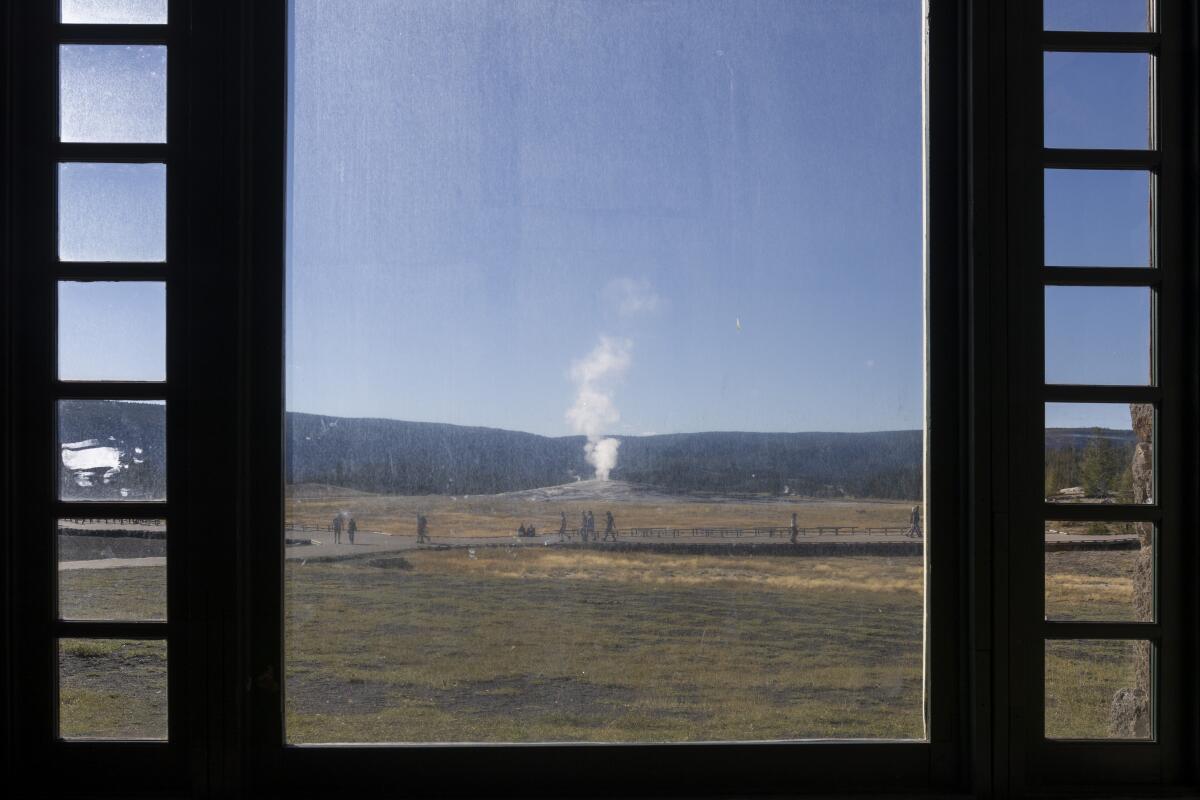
[[283, 522, 920, 540], [620, 526, 915, 539], [61, 518, 165, 526]]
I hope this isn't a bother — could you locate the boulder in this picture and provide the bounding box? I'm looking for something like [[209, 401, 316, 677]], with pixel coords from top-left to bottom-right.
[[1130, 403, 1153, 443]]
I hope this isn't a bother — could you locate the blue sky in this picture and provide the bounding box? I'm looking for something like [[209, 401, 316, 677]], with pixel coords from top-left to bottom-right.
[[1043, 1, 1147, 32], [286, 0, 926, 436], [56, 1, 1152, 435]]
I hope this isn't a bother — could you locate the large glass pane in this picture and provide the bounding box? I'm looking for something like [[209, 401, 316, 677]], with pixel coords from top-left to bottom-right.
[[1045, 403, 1152, 505], [60, 45, 166, 143], [59, 281, 166, 382], [61, 0, 168, 24], [1045, 169, 1150, 268], [58, 162, 166, 262], [1045, 520, 1153, 622], [1046, 639, 1152, 739], [287, 0, 926, 743], [1044, 1, 1148, 32], [59, 400, 166, 502], [1044, 286, 1151, 386], [59, 638, 167, 740], [59, 519, 166, 620], [1044, 52, 1149, 150]]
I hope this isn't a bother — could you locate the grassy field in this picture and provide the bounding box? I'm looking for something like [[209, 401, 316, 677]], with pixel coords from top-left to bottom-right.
[[1046, 639, 1144, 739], [59, 565, 166, 621], [285, 548, 925, 742], [59, 638, 167, 740], [285, 490, 918, 538], [56, 495, 1148, 742], [1045, 548, 1140, 622]]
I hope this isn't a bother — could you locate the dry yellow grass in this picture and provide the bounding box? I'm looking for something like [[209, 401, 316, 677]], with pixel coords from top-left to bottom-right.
[[1045, 548, 1141, 621], [1045, 574, 1133, 606], [58, 536, 1138, 742], [416, 548, 924, 595]]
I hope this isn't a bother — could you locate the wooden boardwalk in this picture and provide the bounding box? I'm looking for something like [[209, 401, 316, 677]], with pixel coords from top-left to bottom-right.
[[619, 525, 914, 540], [280, 522, 1138, 563], [284, 522, 920, 542]]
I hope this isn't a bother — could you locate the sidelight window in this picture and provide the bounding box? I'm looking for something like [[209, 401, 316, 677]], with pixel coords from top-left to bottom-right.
[[48, 3, 175, 743], [1036, 4, 1166, 747]]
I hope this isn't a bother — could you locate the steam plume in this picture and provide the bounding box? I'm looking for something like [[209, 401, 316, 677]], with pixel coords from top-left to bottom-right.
[[566, 336, 631, 480]]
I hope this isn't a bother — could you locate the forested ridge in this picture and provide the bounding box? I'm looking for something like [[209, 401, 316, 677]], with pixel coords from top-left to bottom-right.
[[58, 404, 1138, 503], [286, 413, 925, 499]]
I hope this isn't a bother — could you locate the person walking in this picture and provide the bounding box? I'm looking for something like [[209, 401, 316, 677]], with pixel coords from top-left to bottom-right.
[[586, 510, 595, 542], [579, 511, 589, 543], [347, 516, 357, 545], [907, 505, 922, 538], [416, 513, 430, 543], [603, 511, 617, 542], [332, 513, 343, 545], [558, 511, 568, 542], [790, 512, 799, 545]]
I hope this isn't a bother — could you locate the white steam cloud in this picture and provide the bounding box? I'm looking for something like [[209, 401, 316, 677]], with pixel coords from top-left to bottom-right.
[[566, 336, 632, 481]]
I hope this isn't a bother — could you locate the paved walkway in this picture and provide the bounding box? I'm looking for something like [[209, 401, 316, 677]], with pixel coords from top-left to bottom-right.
[[59, 556, 167, 571], [53, 530, 1140, 570], [284, 530, 1140, 561], [286, 531, 550, 561]]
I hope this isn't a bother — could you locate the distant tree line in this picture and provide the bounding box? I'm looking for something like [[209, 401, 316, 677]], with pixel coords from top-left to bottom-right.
[[287, 414, 925, 500], [1044, 428, 1134, 500]]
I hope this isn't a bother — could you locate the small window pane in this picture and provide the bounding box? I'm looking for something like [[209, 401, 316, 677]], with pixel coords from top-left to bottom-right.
[[1045, 286, 1151, 385], [59, 519, 166, 620], [60, 45, 166, 144], [59, 281, 166, 382], [61, 0, 168, 24], [59, 162, 166, 262], [59, 400, 166, 502], [1045, 403, 1151, 505], [1045, 520, 1153, 622], [59, 638, 167, 740], [1045, 52, 1149, 150], [1044, 0, 1148, 32], [1046, 639, 1151, 739], [1045, 169, 1150, 267]]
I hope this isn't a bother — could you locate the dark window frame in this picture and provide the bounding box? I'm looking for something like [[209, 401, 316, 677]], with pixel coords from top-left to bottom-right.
[[1003, 0, 1197, 790], [0, 1, 1197, 798], [4, 0, 190, 791]]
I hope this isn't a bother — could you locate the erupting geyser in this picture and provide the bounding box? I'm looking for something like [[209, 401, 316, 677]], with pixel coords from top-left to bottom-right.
[[566, 336, 631, 480]]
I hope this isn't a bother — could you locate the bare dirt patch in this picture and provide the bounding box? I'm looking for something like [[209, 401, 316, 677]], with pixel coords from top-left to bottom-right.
[[287, 670, 396, 716]]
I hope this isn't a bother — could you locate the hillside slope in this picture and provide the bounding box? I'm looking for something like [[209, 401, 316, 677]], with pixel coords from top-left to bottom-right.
[[286, 412, 922, 499], [56, 403, 1139, 502]]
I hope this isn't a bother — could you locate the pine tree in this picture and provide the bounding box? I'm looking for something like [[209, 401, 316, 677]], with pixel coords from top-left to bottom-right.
[[1080, 429, 1120, 497]]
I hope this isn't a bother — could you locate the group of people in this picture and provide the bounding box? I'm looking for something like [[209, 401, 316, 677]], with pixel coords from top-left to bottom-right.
[[565, 510, 617, 543], [331, 512, 432, 544], [330, 512, 358, 545], [333, 506, 921, 547]]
